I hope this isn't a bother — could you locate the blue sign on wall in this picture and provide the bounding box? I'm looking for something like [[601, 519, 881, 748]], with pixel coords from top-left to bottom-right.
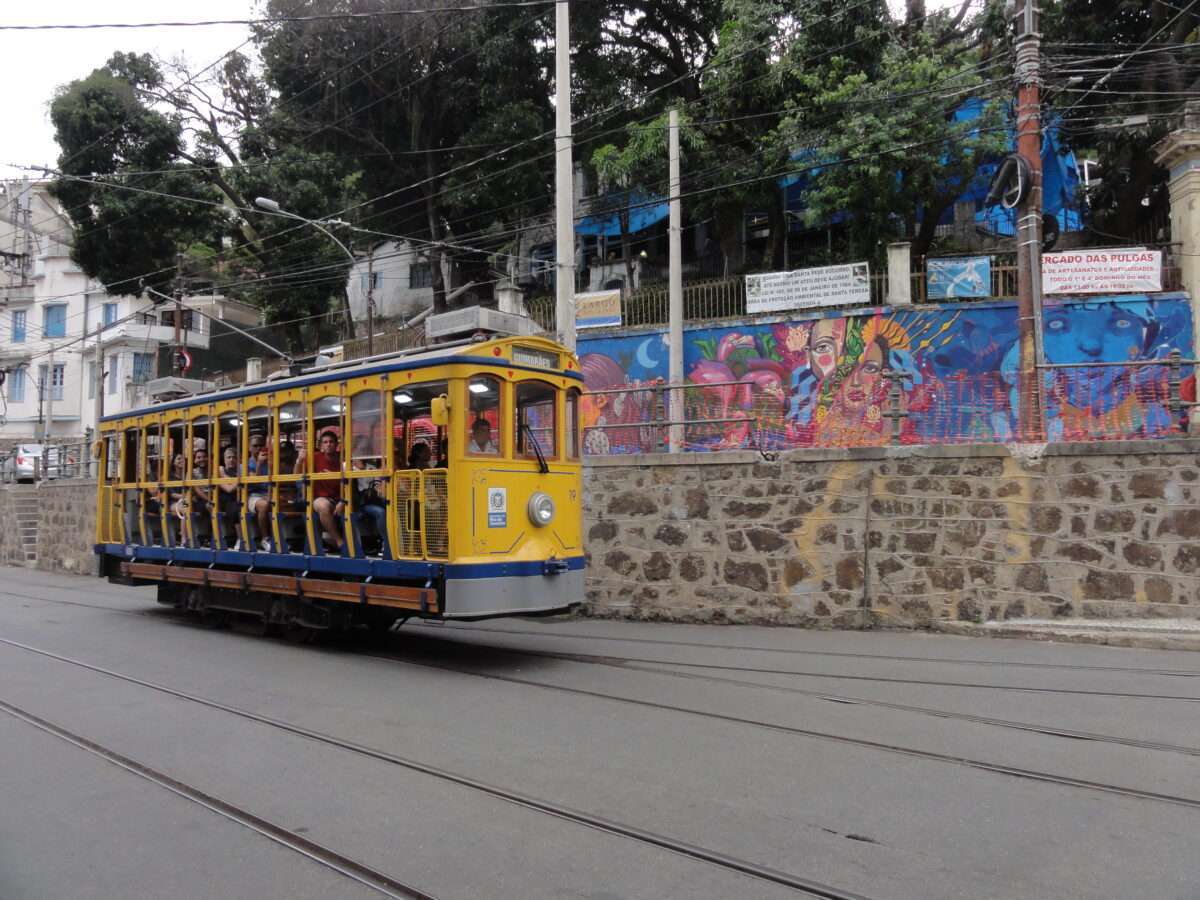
[[927, 256, 991, 299]]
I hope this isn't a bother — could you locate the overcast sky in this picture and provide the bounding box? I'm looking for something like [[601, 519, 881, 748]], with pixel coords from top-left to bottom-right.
[[0, 1, 253, 180], [1, 1, 949, 181]]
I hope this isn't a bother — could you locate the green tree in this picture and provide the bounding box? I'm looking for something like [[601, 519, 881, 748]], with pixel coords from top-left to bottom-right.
[[1044, 0, 1200, 241], [254, 0, 554, 313], [49, 57, 223, 294]]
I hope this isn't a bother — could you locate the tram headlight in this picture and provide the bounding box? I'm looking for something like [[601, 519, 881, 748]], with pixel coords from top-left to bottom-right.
[[528, 492, 555, 527]]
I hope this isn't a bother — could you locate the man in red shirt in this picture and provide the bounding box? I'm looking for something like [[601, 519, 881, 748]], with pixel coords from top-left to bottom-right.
[[296, 429, 345, 552]]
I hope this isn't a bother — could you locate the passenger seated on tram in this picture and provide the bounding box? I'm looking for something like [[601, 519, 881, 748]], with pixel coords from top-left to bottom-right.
[[408, 441, 431, 469], [295, 429, 345, 553], [470, 418, 498, 454], [245, 435, 272, 549], [351, 439, 389, 557], [216, 445, 241, 549], [189, 444, 213, 545], [163, 452, 187, 544]]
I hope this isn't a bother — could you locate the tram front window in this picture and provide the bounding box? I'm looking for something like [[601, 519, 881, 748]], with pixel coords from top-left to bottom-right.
[[516, 381, 558, 459], [394, 382, 448, 468], [467, 376, 501, 456]]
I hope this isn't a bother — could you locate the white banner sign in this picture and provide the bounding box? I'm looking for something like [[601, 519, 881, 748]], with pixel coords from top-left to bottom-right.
[[1042, 249, 1162, 295], [746, 263, 871, 314]]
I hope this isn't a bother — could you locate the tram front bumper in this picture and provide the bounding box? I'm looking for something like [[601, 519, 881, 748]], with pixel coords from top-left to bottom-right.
[[442, 568, 584, 620]]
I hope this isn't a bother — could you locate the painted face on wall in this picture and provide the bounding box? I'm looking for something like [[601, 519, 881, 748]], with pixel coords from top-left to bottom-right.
[[1043, 303, 1147, 363], [808, 319, 846, 379], [842, 340, 885, 409]]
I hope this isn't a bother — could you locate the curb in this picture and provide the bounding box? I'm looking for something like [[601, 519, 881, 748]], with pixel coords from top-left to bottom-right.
[[932, 621, 1200, 652]]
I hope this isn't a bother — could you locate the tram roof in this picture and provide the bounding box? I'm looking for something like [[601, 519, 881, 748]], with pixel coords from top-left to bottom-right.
[[101, 334, 580, 424]]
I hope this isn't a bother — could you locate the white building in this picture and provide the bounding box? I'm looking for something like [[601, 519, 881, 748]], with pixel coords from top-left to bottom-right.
[[0, 180, 256, 443], [346, 239, 439, 324]]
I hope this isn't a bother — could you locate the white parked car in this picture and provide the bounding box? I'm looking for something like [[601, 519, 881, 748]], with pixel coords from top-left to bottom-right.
[[1, 444, 73, 482]]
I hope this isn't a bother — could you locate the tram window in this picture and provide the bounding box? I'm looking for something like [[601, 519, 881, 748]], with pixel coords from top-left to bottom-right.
[[350, 391, 383, 465], [144, 424, 163, 482], [278, 402, 304, 472], [216, 413, 241, 468], [310, 395, 343, 468], [566, 388, 581, 459], [466, 376, 501, 456], [165, 421, 186, 483], [393, 381, 448, 467], [246, 406, 270, 468], [105, 435, 120, 481], [122, 429, 139, 483], [515, 381, 557, 459]]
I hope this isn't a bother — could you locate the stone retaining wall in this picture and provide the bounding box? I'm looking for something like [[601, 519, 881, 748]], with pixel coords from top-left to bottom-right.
[[0, 479, 98, 574], [584, 440, 1200, 626], [6, 442, 1200, 629]]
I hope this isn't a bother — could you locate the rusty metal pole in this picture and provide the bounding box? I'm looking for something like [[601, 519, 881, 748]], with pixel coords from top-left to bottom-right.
[[1014, 0, 1045, 441]]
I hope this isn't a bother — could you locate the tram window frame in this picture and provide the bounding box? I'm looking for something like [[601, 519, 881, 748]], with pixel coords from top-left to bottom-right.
[[515, 380, 559, 460], [105, 433, 121, 482], [349, 389, 386, 474], [276, 401, 305, 475], [393, 381, 449, 469], [120, 427, 139, 486], [566, 388, 581, 460], [309, 394, 345, 475], [465, 375, 503, 457], [214, 412, 242, 481], [143, 421, 164, 484], [188, 414, 211, 481], [164, 419, 187, 487], [245, 405, 272, 483]]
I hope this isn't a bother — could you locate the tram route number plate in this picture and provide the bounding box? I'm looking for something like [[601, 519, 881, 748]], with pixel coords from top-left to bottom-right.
[[488, 487, 507, 528]]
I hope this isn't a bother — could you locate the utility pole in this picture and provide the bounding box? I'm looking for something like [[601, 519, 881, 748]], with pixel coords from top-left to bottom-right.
[[172, 254, 183, 376], [366, 247, 375, 357], [1013, 0, 1045, 441], [44, 346, 55, 446], [554, 0, 576, 352], [668, 109, 683, 452], [95, 332, 105, 427]]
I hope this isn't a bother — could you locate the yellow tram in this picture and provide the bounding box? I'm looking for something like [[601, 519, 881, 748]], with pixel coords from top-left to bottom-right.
[[94, 333, 585, 634]]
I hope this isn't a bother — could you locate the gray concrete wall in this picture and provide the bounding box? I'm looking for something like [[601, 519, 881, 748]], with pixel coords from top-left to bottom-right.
[[6, 439, 1200, 628]]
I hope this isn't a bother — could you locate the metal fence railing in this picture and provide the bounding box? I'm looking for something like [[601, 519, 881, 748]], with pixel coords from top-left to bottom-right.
[[0, 440, 95, 484]]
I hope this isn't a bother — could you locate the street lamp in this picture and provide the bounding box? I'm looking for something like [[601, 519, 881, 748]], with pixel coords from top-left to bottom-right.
[[253, 197, 375, 354]]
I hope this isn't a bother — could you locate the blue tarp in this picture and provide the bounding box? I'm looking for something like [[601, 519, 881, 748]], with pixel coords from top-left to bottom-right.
[[780, 98, 1084, 236], [575, 196, 669, 236]]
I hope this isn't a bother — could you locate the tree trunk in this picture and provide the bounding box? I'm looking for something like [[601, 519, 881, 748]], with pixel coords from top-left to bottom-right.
[[424, 171, 447, 315], [621, 207, 635, 293], [768, 190, 787, 270], [910, 195, 955, 259]]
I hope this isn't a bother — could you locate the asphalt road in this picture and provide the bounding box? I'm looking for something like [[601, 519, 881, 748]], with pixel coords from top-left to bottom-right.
[[0, 566, 1197, 900]]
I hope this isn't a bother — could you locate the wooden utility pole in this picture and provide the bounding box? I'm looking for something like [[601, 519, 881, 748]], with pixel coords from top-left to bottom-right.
[[1014, 0, 1045, 441]]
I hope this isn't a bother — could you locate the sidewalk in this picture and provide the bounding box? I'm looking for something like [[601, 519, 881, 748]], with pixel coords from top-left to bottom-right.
[[933, 618, 1200, 651]]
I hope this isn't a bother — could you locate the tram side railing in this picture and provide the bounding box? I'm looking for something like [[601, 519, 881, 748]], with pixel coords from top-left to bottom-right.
[[391, 469, 450, 561]]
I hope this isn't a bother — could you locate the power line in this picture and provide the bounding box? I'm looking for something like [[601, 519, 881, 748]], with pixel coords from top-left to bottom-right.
[[0, 3, 562, 31]]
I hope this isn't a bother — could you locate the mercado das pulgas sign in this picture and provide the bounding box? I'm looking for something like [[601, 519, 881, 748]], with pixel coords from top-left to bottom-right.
[[746, 262, 871, 314], [1042, 249, 1162, 294]]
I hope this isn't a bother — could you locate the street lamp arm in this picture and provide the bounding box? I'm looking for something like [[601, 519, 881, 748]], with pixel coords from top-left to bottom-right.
[[254, 197, 356, 265]]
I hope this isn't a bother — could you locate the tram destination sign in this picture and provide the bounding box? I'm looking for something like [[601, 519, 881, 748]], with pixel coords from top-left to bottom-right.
[[1042, 249, 1162, 294], [745, 262, 871, 314], [511, 345, 560, 370]]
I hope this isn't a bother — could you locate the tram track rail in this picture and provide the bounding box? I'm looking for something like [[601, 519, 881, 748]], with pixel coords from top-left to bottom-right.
[[5, 587, 1200, 704], [417, 622, 1200, 677], [0, 637, 878, 900], [4, 570, 1199, 677], [6, 586, 1200, 763], [0, 697, 436, 900], [3, 634, 1200, 817]]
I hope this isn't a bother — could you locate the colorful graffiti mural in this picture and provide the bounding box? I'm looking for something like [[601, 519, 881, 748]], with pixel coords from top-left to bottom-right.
[[576, 293, 1193, 452]]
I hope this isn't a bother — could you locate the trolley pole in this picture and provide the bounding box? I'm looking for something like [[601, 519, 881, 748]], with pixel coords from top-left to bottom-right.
[[1014, 0, 1045, 441], [554, 0, 576, 351], [667, 108, 684, 452]]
